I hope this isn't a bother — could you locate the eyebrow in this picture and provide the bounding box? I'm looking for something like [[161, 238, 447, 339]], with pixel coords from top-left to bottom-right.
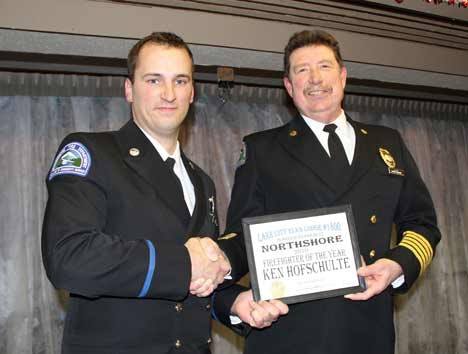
[[142, 73, 192, 79]]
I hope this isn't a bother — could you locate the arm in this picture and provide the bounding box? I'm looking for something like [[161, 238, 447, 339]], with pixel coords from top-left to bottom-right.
[[42, 135, 226, 300], [218, 138, 266, 281], [386, 134, 441, 291], [346, 133, 441, 300]]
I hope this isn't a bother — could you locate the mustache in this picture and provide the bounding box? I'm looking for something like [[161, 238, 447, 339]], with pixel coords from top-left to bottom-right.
[[303, 86, 333, 96]]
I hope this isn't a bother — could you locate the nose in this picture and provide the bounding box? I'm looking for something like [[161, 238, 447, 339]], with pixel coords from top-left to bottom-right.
[[161, 82, 176, 102], [307, 68, 322, 85]]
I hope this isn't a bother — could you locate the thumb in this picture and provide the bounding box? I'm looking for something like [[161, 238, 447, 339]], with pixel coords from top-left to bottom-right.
[[200, 238, 219, 261]]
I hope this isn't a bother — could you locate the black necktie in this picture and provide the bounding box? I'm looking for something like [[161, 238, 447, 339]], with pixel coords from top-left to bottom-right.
[[165, 157, 191, 220], [323, 124, 350, 178]]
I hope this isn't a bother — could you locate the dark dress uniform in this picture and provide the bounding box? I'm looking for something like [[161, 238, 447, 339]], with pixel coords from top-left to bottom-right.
[[214, 115, 441, 354], [42, 120, 218, 354]]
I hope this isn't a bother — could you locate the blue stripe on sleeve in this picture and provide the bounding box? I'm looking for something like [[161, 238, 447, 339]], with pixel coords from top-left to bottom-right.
[[138, 240, 156, 298]]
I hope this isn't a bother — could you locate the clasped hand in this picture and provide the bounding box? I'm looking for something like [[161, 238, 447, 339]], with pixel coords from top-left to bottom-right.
[[185, 237, 231, 297], [231, 290, 289, 329]]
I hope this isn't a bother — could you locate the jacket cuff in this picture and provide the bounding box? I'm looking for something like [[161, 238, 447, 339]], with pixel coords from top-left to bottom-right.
[[144, 241, 191, 300], [212, 284, 252, 337]]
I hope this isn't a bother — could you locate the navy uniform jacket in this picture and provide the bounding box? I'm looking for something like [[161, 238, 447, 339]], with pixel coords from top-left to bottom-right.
[[42, 120, 218, 354], [214, 115, 441, 354]]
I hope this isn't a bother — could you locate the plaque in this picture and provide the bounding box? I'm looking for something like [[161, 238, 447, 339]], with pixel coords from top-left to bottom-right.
[[242, 205, 366, 304]]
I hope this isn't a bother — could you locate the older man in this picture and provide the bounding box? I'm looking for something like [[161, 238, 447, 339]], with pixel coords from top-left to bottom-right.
[[214, 29, 441, 354]]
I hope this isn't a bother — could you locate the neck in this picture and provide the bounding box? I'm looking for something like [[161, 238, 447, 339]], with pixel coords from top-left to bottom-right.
[[155, 135, 178, 155], [134, 120, 179, 155], [302, 108, 343, 124]]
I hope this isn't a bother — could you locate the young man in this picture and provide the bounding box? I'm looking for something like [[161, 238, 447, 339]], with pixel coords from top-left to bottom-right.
[[42, 32, 230, 354], [214, 29, 441, 354]]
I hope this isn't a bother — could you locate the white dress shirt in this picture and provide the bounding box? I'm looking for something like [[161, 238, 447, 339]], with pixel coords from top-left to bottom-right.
[[301, 110, 356, 165], [138, 126, 196, 215]]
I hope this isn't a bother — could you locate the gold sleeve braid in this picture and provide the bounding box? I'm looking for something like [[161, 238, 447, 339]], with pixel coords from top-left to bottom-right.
[[399, 231, 434, 275]]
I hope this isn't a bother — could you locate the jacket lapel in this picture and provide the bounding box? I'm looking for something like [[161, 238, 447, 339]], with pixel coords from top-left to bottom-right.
[[347, 118, 376, 188], [181, 152, 208, 238], [277, 115, 339, 193], [114, 120, 189, 226]]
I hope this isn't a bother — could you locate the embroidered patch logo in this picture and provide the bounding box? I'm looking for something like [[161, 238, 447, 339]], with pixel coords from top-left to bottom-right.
[[49, 142, 91, 180]]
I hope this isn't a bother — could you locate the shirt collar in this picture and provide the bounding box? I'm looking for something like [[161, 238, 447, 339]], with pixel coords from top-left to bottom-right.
[[301, 109, 347, 133], [135, 123, 181, 162]]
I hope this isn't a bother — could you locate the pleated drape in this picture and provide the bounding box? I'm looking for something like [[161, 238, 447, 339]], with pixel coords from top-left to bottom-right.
[[1, 72, 467, 354]]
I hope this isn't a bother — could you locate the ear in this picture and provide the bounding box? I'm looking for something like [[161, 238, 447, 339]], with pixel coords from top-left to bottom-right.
[[340, 66, 347, 89], [190, 83, 194, 104], [283, 76, 293, 98], [124, 78, 133, 103]]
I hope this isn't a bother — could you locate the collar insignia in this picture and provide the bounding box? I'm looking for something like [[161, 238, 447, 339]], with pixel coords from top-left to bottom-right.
[[379, 148, 396, 169]]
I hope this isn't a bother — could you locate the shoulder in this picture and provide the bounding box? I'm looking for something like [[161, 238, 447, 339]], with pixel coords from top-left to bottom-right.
[[352, 120, 402, 143], [48, 131, 116, 181], [244, 124, 285, 143]]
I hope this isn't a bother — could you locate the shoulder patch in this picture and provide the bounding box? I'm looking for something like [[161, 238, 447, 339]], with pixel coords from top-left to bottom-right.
[[49, 142, 92, 180]]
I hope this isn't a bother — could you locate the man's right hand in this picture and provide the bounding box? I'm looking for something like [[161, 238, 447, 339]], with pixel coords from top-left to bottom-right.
[[185, 237, 231, 297]]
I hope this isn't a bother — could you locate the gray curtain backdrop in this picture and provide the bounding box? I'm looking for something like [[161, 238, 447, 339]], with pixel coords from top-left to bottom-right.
[[1, 72, 467, 354]]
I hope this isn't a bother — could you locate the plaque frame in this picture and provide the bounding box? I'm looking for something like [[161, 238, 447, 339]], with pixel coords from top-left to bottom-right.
[[242, 205, 366, 304]]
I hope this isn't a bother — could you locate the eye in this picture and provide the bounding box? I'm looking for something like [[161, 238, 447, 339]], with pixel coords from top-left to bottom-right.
[[296, 67, 309, 74], [147, 78, 160, 85], [175, 78, 189, 86]]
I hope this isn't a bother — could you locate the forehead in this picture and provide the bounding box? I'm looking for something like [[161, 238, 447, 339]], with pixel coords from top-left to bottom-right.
[[290, 44, 337, 65], [135, 43, 193, 74]]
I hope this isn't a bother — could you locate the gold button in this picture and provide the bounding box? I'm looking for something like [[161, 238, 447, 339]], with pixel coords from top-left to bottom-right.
[[370, 215, 377, 224], [175, 339, 182, 348], [369, 250, 376, 258], [175, 303, 183, 312], [129, 147, 140, 157], [205, 303, 211, 310], [207, 337, 212, 344], [360, 129, 368, 135], [289, 130, 297, 137]]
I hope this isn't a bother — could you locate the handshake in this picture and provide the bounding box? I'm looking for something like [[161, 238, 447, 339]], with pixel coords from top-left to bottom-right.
[[185, 237, 231, 297], [184, 237, 289, 329]]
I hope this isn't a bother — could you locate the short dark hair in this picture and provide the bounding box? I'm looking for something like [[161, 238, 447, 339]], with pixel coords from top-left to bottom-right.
[[127, 32, 194, 82], [283, 29, 344, 77]]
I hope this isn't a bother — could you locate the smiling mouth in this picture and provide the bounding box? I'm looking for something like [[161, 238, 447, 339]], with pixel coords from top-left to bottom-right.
[[304, 87, 332, 96]]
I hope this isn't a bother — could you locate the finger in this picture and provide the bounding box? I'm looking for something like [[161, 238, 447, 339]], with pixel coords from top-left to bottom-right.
[[250, 301, 280, 325], [249, 302, 269, 327], [214, 270, 225, 286], [357, 263, 379, 277], [269, 299, 289, 315], [344, 282, 380, 301], [189, 278, 205, 292], [258, 301, 281, 320], [219, 254, 232, 275], [197, 284, 215, 297], [192, 279, 213, 296], [200, 238, 220, 261]]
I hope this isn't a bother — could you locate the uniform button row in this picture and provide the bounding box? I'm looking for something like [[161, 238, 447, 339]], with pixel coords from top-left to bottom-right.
[[174, 303, 183, 312]]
